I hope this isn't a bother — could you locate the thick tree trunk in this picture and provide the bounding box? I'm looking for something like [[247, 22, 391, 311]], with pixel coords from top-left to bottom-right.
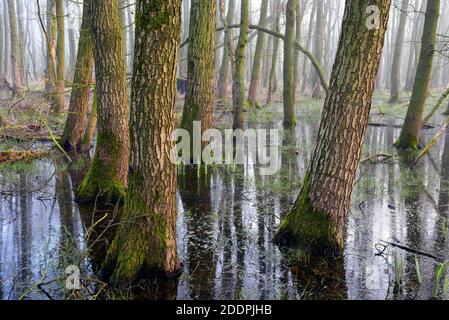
[[102, 0, 182, 284], [78, 0, 130, 203], [7, 0, 21, 94], [181, 0, 216, 156], [389, 0, 409, 103], [232, 0, 249, 130], [217, 0, 236, 102], [396, 0, 440, 150], [248, 0, 269, 106], [61, 0, 94, 153], [283, 0, 298, 127], [275, 0, 391, 256]]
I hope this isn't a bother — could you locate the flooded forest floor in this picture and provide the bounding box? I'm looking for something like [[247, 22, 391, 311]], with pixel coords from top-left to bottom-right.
[[0, 90, 449, 300]]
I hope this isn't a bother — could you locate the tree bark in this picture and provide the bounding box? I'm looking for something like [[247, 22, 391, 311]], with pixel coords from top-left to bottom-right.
[[53, 0, 65, 113], [274, 0, 391, 256], [102, 0, 182, 284], [396, 0, 440, 150], [283, 0, 298, 127], [7, 0, 21, 94], [217, 0, 236, 102], [181, 0, 216, 157], [61, 0, 94, 153], [389, 0, 409, 103], [232, 0, 249, 130], [78, 0, 130, 203], [311, 0, 325, 99], [267, 0, 281, 104], [248, 0, 269, 106]]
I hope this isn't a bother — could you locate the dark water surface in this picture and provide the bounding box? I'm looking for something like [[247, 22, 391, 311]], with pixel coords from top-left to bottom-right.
[[1, 108, 448, 300]]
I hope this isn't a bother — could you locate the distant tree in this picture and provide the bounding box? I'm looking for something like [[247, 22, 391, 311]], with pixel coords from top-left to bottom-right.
[[78, 0, 129, 202], [311, 0, 325, 99], [267, 0, 281, 104], [396, 0, 440, 150], [389, 0, 409, 103], [7, 0, 21, 95], [233, 0, 249, 130], [248, 0, 269, 107], [283, 0, 298, 127], [275, 0, 391, 256], [102, 0, 182, 284], [54, 0, 65, 113], [217, 0, 236, 102]]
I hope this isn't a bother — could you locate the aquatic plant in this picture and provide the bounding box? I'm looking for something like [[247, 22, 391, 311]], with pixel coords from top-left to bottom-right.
[[415, 255, 423, 285], [432, 261, 449, 299], [393, 252, 405, 289]]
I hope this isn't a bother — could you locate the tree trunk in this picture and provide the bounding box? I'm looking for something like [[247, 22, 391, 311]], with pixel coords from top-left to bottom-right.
[[267, 0, 281, 104], [404, 0, 426, 91], [248, 0, 269, 106], [181, 0, 216, 158], [274, 0, 391, 256], [217, 0, 236, 103], [396, 0, 440, 150], [61, 0, 94, 153], [45, 0, 57, 100], [53, 0, 65, 113], [7, 0, 21, 94], [232, 0, 249, 130], [311, 0, 325, 98], [292, 1, 303, 101], [389, 0, 409, 103], [78, 0, 130, 203], [283, 0, 298, 127], [102, 0, 182, 284]]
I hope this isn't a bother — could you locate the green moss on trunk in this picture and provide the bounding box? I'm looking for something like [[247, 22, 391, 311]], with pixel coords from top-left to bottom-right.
[[101, 173, 177, 285], [274, 173, 339, 257], [77, 132, 125, 203]]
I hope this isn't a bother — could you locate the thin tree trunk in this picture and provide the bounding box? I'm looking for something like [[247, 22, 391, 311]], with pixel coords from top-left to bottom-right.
[[396, 0, 440, 150], [78, 0, 130, 203], [217, 0, 236, 102], [311, 0, 325, 98], [283, 0, 298, 127], [275, 0, 391, 255], [267, 0, 281, 104], [102, 0, 182, 283], [53, 0, 65, 113], [389, 0, 409, 103], [7, 0, 21, 94], [248, 0, 269, 106], [61, 0, 94, 153], [232, 0, 249, 130]]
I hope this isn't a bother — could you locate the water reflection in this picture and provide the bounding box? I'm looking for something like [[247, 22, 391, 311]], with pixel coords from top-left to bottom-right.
[[1, 116, 449, 300]]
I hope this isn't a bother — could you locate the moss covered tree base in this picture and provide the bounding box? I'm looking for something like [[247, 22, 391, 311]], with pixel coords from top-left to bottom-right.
[[395, 133, 420, 151], [77, 132, 127, 204], [273, 176, 341, 259], [101, 177, 181, 286]]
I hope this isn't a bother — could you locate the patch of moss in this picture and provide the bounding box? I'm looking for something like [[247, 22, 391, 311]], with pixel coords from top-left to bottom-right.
[[274, 172, 340, 258]]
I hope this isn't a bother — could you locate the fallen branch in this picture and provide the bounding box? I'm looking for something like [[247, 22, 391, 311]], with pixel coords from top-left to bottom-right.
[[415, 117, 449, 166], [381, 240, 440, 261], [0, 150, 48, 164], [361, 152, 393, 164], [422, 87, 449, 125]]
